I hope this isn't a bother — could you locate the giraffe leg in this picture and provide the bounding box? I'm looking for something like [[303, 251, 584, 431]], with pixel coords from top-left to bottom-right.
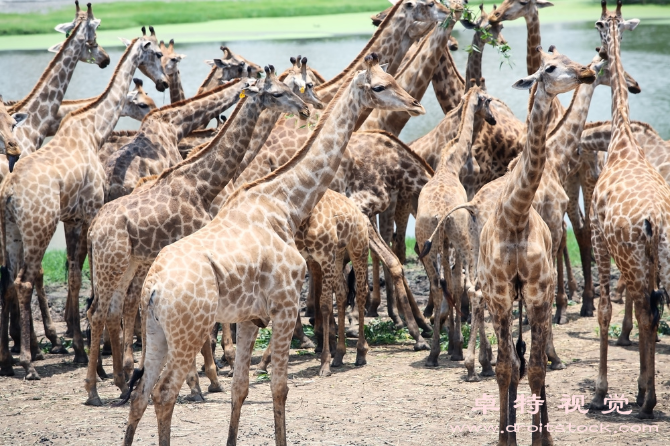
[[64, 222, 89, 364], [34, 267, 66, 354], [576, 223, 596, 317], [310, 260, 325, 353], [526, 299, 553, 446], [403, 276, 432, 334], [201, 337, 223, 393], [268, 307, 297, 446], [305, 269, 316, 318], [256, 339, 272, 374], [554, 236, 569, 325], [562, 227, 579, 303], [448, 250, 464, 361], [611, 279, 626, 304], [221, 323, 237, 375], [378, 208, 399, 327], [423, 248, 443, 367], [475, 288, 494, 377], [0, 285, 15, 376], [184, 357, 205, 403], [633, 291, 657, 418], [292, 312, 314, 349], [590, 223, 612, 411], [367, 251, 381, 317], [318, 259, 335, 376], [491, 306, 515, 446], [124, 310, 169, 446], [616, 293, 633, 346], [352, 246, 370, 366], [227, 320, 259, 446], [332, 251, 347, 368], [122, 267, 148, 382]]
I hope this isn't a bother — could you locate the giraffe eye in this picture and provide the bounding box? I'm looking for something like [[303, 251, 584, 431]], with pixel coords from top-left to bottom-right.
[[371, 85, 386, 92], [138, 103, 149, 108], [272, 93, 283, 98], [545, 66, 556, 73], [307, 83, 313, 89]]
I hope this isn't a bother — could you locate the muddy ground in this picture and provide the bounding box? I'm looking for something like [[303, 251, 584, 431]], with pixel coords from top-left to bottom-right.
[[1, 259, 669, 445]]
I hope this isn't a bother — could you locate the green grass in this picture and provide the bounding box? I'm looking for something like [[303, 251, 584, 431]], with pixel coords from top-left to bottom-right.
[[42, 250, 89, 285], [0, 0, 390, 36]]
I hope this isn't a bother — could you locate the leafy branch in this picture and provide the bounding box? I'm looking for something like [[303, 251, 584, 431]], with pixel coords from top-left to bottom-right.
[[461, 4, 514, 69]]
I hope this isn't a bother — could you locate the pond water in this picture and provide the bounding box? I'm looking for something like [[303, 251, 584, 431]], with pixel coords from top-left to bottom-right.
[[0, 21, 667, 245]]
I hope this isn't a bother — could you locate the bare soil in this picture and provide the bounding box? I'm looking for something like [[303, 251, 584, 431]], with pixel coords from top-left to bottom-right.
[[1, 260, 669, 445]]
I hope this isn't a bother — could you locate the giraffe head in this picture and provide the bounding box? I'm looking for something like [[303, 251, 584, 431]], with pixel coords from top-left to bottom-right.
[[589, 51, 641, 93], [0, 98, 27, 157], [158, 39, 186, 76], [250, 66, 311, 119], [472, 85, 497, 126], [52, 2, 110, 68], [286, 56, 325, 110], [207, 46, 263, 83], [121, 78, 157, 121], [122, 27, 169, 92], [512, 46, 596, 95], [354, 53, 425, 116], [595, 0, 640, 60], [489, 0, 554, 23], [461, 3, 506, 46]]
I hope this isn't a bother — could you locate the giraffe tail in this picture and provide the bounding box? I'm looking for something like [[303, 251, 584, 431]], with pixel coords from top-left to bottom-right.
[[644, 218, 666, 328], [0, 179, 10, 300], [418, 203, 475, 260], [514, 277, 526, 380]]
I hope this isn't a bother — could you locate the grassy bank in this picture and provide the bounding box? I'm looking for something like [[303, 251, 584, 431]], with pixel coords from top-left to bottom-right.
[[42, 251, 89, 285], [0, 0, 389, 36]]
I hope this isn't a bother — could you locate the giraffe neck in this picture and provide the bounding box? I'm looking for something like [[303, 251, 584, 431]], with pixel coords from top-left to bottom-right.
[[411, 99, 464, 167], [361, 19, 457, 135], [158, 79, 242, 140], [251, 76, 363, 231], [431, 46, 465, 114], [196, 67, 218, 95], [547, 82, 597, 184], [438, 91, 478, 175], [67, 40, 143, 148], [315, 0, 406, 103], [168, 97, 263, 207], [500, 82, 552, 230], [606, 21, 637, 161], [525, 12, 542, 75], [13, 22, 87, 153], [232, 109, 283, 183], [465, 29, 487, 91], [168, 70, 186, 103]]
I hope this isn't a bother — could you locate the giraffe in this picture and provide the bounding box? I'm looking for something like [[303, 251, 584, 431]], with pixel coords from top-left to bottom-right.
[[6, 2, 110, 167], [197, 46, 263, 94], [0, 100, 27, 168], [431, 47, 595, 445], [590, 0, 669, 419], [158, 39, 186, 103], [103, 77, 246, 202], [416, 86, 496, 380], [0, 33, 167, 380], [84, 66, 309, 406], [120, 53, 424, 446]]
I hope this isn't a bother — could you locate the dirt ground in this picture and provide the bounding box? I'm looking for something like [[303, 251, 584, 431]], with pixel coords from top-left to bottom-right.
[[1, 259, 669, 446]]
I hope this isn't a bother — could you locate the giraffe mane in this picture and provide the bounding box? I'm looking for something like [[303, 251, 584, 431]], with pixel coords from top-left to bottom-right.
[[197, 66, 219, 92], [235, 72, 354, 196], [144, 78, 242, 122], [63, 97, 100, 105], [446, 45, 466, 86], [547, 84, 581, 139], [8, 21, 84, 114], [443, 88, 477, 157], [134, 174, 159, 188], [396, 32, 431, 78], [314, 0, 403, 94], [152, 96, 248, 182], [60, 38, 139, 124], [360, 129, 434, 177], [109, 130, 138, 137]]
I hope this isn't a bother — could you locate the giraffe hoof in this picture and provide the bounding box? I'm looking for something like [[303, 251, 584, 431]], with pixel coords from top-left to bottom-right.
[[331, 357, 344, 368], [185, 392, 205, 403], [549, 361, 566, 371], [299, 338, 315, 349], [10, 345, 20, 354], [50, 345, 69, 355], [208, 382, 224, 393], [589, 400, 607, 412], [450, 353, 464, 361], [414, 341, 430, 352], [465, 374, 481, 383], [0, 366, 15, 376], [365, 309, 380, 318], [318, 368, 332, 377], [345, 327, 359, 338], [25, 370, 41, 380], [480, 367, 495, 377], [31, 351, 45, 361], [354, 356, 367, 367], [253, 369, 268, 376], [73, 352, 89, 364], [425, 356, 439, 368], [421, 330, 433, 339], [85, 396, 103, 407], [579, 306, 594, 317], [636, 410, 655, 420], [616, 337, 632, 346]]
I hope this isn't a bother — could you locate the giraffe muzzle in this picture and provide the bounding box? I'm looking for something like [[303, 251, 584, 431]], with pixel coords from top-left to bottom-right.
[[7, 154, 19, 173], [578, 69, 597, 85], [299, 108, 311, 119]]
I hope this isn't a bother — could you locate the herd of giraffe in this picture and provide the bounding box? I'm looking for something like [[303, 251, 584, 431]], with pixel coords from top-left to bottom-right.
[[0, 0, 666, 444]]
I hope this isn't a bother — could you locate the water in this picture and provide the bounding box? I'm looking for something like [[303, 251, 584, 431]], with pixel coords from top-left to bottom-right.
[[1, 21, 667, 245]]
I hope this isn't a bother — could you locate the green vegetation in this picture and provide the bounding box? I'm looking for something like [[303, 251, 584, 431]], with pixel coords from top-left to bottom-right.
[[364, 318, 412, 345], [254, 327, 273, 350], [0, 0, 389, 36], [42, 250, 89, 285]]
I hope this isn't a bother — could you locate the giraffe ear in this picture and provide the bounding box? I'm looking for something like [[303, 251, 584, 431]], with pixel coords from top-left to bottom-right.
[[622, 18, 640, 31], [536, 0, 554, 9], [55, 21, 76, 34], [47, 42, 63, 53], [460, 19, 477, 29], [213, 59, 233, 69], [90, 18, 102, 30], [512, 73, 539, 90], [204, 59, 215, 67], [11, 113, 28, 129], [379, 63, 389, 73], [119, 37, 132, 47]]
